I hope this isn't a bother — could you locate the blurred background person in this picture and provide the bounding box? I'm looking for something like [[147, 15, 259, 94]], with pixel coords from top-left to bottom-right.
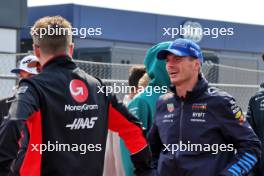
[[137, 73, 150, 89], [103, 65, 146, 176], [245, 53, 264, 176], [27, 56, 41, 72], [0, 55, 39, 125], [121, 41, 171, 176], [123, 65, 146, 106], [10, 55, 39, 79]]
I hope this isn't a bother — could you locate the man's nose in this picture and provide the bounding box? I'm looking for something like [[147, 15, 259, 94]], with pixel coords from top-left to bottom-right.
[[167, 59, 176, 67]]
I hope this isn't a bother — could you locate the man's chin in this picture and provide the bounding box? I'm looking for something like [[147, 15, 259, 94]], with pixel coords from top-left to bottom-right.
[[172, 77, 188, 85], [170, 79, 181, 86]]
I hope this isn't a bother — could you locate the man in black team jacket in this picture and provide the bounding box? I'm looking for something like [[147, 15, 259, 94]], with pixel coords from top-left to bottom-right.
[[0, 16, 152, 176]]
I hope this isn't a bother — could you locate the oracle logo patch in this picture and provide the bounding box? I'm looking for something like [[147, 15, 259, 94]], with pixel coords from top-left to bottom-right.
[[69, 79, 88, 103]]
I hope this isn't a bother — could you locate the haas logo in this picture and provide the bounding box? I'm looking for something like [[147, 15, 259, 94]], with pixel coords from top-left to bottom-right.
[[69, 79, 88, 103], [66, 117, 98, 130]]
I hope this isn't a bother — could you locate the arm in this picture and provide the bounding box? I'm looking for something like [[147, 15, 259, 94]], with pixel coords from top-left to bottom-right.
[[148, 121, 162, 170], [0, 80, 39, 175], [246, 97, 257, 131], [108, 95, 153, 175], [0, 120, 22, 175], [218, 96, 261, 176]]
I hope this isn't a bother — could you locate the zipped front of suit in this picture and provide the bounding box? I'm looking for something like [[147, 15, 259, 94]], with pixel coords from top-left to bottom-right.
[[176, 100, 184, 159]]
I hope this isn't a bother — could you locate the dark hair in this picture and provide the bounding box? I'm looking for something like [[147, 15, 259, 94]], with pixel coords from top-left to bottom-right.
[[262, 54, 264, 61], [128, 65, 146, 87]]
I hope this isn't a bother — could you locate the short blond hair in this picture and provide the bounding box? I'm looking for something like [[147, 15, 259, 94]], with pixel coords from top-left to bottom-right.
[[31, 16, 72, 54]]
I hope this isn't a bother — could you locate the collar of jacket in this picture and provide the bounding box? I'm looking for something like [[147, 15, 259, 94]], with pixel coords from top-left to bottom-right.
[[169, 73, 209, 102], [42, 54, 76, 70]]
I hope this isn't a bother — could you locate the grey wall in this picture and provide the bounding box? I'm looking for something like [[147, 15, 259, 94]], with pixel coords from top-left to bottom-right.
[[0, 0, 27, 99], [0, 0, 27, 29]]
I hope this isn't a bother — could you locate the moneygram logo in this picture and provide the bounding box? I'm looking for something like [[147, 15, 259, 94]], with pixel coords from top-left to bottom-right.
[[69, 79, 88, 103], [65, 104, 98, 112]]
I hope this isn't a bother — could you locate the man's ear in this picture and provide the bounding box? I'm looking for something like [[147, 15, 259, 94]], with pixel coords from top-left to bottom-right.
[[68, 43, 74, 57], [33, 44, 41, 58], [195, 59, 201, 72]]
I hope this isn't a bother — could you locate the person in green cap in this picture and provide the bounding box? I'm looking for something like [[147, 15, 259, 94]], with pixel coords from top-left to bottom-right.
[[120, 41, 172, 176]]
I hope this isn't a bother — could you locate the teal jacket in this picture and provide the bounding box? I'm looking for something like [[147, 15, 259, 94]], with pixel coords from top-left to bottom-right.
[[121, 41, 171, 176]]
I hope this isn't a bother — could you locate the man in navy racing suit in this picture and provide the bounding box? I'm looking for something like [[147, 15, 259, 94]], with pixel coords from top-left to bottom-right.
[[148, 38, 261, 176]]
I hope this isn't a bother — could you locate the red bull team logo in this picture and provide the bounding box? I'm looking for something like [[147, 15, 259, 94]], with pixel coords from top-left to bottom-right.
[[69, 79, 88, 103]]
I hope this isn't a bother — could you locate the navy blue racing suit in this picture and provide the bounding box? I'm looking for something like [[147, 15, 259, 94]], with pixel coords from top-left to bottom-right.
[[149, 74, 261, 176]]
